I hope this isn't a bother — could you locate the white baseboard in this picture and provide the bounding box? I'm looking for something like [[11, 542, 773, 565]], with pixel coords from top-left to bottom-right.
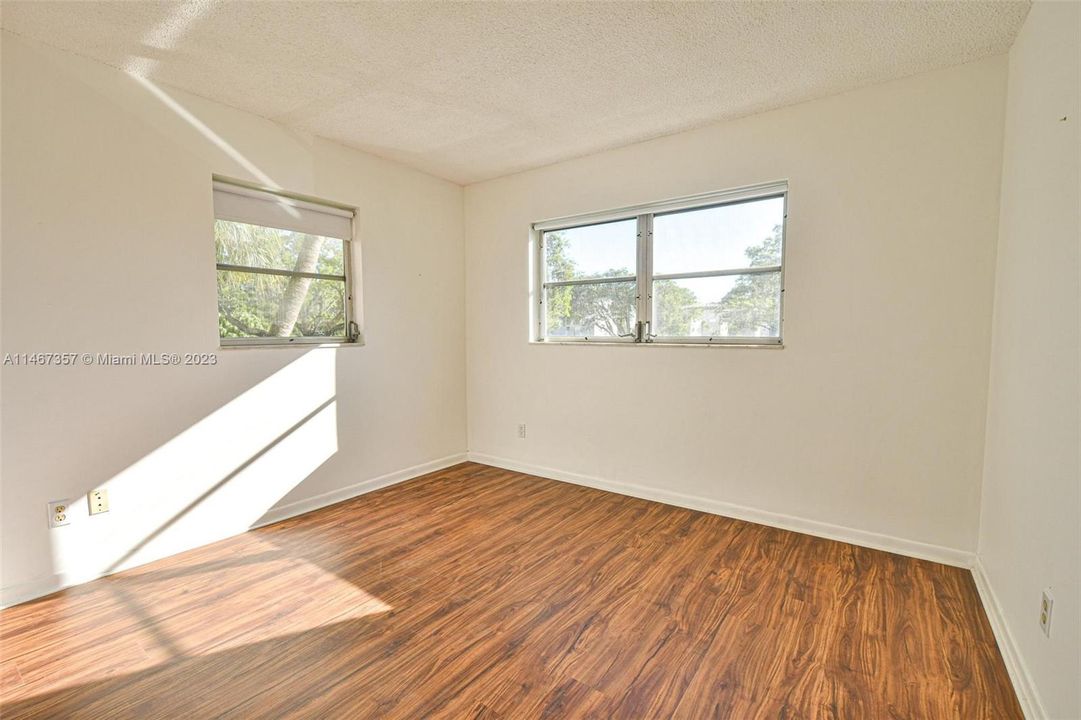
[[254, 453, 468, 528], [972, 559, 1046, 720], [0, 453, 468, 609], [467, 452, 975, 569], [0, 574, 68, 611]]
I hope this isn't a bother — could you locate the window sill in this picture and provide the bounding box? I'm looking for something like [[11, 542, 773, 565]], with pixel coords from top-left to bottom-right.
[[530, 340, 783, 349], [220, 339, 365, 350]]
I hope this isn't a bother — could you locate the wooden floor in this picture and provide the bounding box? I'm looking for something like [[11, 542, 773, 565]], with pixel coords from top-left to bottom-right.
[[1, 463, 1021, 719]]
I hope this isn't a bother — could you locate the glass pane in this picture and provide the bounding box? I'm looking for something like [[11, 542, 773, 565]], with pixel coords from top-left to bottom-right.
[[544, 218, 637, 282], [215, 220, 344, 276], [652, 272, 780, 338], [545, 281, 636, 338], [218, 270, 346, 339], [653, 196, 784, 275]]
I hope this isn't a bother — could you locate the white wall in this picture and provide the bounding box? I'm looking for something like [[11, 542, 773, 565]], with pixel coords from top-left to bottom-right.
[[0, 33, 466, 605], [977, 3, 1080, 718], [465, 56, 1008, 561]]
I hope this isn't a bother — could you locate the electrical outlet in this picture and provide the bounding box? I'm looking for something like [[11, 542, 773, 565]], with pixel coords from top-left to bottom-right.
[[48, 500, 73, 528], [88, 488, 109, 515], [518, 423, 527, 439], [1040, 589, 1054, 637]]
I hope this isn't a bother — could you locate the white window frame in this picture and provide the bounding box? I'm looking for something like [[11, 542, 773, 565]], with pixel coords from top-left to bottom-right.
[[532, 181, 787, 346], [213, 177, 360, 348]]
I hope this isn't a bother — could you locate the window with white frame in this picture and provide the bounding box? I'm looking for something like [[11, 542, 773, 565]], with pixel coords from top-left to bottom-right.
[[535, 182, 786, 345], [213, 179, 358, 346]]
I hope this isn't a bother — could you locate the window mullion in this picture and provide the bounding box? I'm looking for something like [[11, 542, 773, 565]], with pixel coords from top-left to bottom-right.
[[216, 263, 346, 282], [636, 213, 653, 340], [536, 230, 546, 341]]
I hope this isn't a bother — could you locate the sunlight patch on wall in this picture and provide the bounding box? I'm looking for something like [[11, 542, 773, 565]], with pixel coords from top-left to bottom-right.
[[126, 74, 292, 198], [48, 349, 339, 587], [120, 1, 211, 77], [119, 1, 296, 201]]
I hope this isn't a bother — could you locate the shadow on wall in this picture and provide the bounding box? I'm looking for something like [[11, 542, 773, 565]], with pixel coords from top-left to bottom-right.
[[48, 348, 341, 591]]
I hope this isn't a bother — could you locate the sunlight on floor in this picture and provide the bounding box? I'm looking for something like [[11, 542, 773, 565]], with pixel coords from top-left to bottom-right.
[[8, 534, 390, 703]]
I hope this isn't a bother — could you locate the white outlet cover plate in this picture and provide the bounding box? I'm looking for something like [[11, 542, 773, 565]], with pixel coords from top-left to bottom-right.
[[1040, 589, 1054, 637], [48, 499, 73, 528], [88, 489, 109, 515]]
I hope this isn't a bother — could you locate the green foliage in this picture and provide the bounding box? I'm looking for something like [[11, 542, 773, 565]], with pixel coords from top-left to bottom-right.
[[653, 279, 701, 335], [544, 232, 577, 284], [543, 232, 636, 336], [215, 220, 345, 338], [744, 228, 782, 268], [714, 227, 782, 336], [544, 233, 575, 327], [542, 224, 781, 338]]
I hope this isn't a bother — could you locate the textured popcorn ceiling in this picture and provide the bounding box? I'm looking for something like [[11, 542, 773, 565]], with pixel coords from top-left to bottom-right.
[[1, 1, 1029, 184]]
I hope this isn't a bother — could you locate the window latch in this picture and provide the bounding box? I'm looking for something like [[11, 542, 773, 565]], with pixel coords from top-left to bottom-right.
[[626, 320, 650, 343]]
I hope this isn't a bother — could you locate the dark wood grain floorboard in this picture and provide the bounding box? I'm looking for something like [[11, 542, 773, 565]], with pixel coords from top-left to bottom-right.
[[0, 462, 1022, 719]]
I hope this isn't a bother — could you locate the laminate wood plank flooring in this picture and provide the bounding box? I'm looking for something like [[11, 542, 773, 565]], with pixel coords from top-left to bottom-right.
[[0, 462, 1022, 719]]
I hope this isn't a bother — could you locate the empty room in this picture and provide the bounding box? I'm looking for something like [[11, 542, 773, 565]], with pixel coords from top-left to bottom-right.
[[0, 1, 1078, 718]]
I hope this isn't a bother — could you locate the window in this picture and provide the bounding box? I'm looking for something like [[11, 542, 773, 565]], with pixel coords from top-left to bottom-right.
[[535, 181, 786, 345], [213, 179, 358, 346]]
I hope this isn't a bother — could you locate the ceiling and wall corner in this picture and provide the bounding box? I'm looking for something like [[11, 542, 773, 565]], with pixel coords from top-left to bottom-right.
[[0, 0, 1030, 185]]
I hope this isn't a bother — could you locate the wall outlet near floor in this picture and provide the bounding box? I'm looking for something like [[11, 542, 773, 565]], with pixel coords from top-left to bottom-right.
[[88, 488, 110, 515], [1039, 589, 1054, 637], [48, 500, 73, 528], [518, 423, 527, 439]]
